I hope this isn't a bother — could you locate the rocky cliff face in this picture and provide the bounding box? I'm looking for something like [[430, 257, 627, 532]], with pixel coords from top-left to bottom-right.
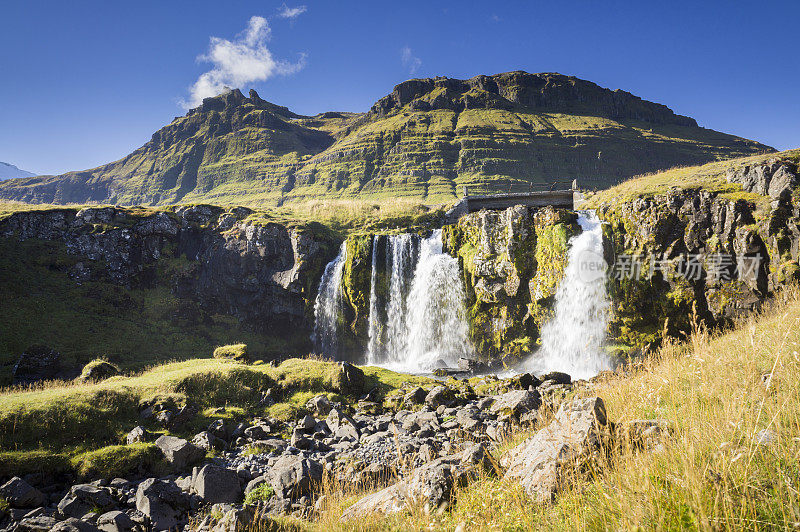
[[0, 206, 338, 368], [443, 206, 579, 364], [0, 73, 770, 206], [597, 156, 800, 351]]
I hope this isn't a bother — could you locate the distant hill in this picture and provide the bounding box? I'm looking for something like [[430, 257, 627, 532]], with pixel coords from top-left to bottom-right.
[[0, 72, 773, 206], [0, 162, 36, 180]]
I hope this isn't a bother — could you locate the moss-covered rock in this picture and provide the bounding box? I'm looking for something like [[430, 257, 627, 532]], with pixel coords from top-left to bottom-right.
[[213, 344, 249, 362], [444, 205, 578, 365]]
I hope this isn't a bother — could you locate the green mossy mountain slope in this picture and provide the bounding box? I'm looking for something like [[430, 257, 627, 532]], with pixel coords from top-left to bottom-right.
[[0, 72, 771, 207]]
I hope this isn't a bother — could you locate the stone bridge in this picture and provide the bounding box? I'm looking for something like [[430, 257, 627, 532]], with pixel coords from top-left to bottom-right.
[[446, 181, 579, 221]]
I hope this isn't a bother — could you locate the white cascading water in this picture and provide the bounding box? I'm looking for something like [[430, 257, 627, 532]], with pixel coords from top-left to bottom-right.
[[384, 233, 418, 363], [400, 230, 473, 371], [313, 242, 347, 356], [365, 237, 381, 364], [524, 211, 612, 379]]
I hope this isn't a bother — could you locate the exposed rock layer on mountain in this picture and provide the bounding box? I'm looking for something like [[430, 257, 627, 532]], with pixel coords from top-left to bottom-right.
[[0, 73, 770, 206]]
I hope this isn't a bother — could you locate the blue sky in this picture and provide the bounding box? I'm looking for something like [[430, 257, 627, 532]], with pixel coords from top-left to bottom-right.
[[2, 0, 798, 176]]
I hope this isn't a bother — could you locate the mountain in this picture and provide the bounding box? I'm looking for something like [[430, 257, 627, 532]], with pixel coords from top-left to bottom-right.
[[0, 162, 36, 180], [0, 72, 773, 206]]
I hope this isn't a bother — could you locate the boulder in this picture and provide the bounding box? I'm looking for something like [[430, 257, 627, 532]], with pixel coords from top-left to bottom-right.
[[96, 510, 136, 532], [125, 426, 150, 445], [268, 455, 323, 499], [12, 345, 62, 385], [192, 431, 226, 452], [16, 514, 60, 531], [490, 389, 541, 418], [540, 371, 571, 385], [51, 518, 102, 531], [502, 397, 609, 502], [403, 387, 428, 405], [191, 464, 242, 504], [331, 362, 365, 395], [212, 507, 255, 532], [57, 484, 115, 519], [425, 385, 455, 407], [154, 435, 205, 470], [135, 478, 191, 531], [0, 476, 45, 508], [327, 408, 360, 441], [305, 395, 332, 416], [340, 447, 498, 520]]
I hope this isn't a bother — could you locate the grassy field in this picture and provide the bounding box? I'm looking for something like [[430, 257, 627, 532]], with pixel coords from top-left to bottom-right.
[[291, 287, 800, 531], [585, 148, 799, 209], [0, 357, 432, 478]]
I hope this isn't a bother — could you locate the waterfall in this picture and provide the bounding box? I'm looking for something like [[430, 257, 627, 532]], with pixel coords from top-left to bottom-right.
[[364, 230, 473, 372], [395, 230, 473, 371], [525, 211, 611, 379], [384, 234, 419, 362], [313, 242, 347, 356], [366, 237, 381, 364]]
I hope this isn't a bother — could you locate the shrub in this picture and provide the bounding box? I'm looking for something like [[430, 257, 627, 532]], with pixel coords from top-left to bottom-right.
[[213, 343, 248, 362], [244, 482, 275, 506]]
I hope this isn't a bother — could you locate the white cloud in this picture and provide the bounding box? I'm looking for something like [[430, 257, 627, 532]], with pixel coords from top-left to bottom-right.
[[490, 14, 501, 23], [400, 46, 422, 75], [182, 16, 306, 109], [277, 4, 307, 19]]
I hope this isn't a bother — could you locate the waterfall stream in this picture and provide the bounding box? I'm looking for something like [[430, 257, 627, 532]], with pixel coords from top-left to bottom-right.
[[523, 211, 612, 379], [312, 242, 347, 356]]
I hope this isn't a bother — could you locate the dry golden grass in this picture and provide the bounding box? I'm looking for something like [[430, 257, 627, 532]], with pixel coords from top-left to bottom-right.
[[584, 148, 799, 208]]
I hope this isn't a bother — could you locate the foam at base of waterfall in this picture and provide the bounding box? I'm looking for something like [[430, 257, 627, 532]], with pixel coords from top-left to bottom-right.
[[523, 211, 612, 380]]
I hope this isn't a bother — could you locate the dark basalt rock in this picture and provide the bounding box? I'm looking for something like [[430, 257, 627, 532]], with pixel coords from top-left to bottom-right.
[[12, 345, 63, 385]]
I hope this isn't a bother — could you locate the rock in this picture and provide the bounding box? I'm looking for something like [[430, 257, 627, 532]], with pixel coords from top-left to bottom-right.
[[502, 397, 609, 502], [540, 371, 571, 385], [51, 517, 101, 531], [268, 455, 323, 499], [490, 389, 541, 419], [213, 344, 248, 362], [404, 387, 428, 405], [16, 514, 60, 531], [212, 507, 255, 532], [154, 435, 205, 470], [299, 415, 316, 432], [208, 419, 230, 440], [125, 426, 150, 445], [57, 484, 115, 519], [12, 345, 62, 385], [96, 510, 136, 532], [192, 430, 226, 451], [135, 478, 191, 531], [341, 448, 498, 520], [331, 362, 365, 395], [76, 360, 119, 383], [305, 395, 332, 416], [0, 476, 45, 508], [425, 385, 455, 407], [621, 419, 671, 451], [508, 372, 540, 390], [191, 464, 242, 504], [327, 408, 360, 441], [244, 424, 271, 440]]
